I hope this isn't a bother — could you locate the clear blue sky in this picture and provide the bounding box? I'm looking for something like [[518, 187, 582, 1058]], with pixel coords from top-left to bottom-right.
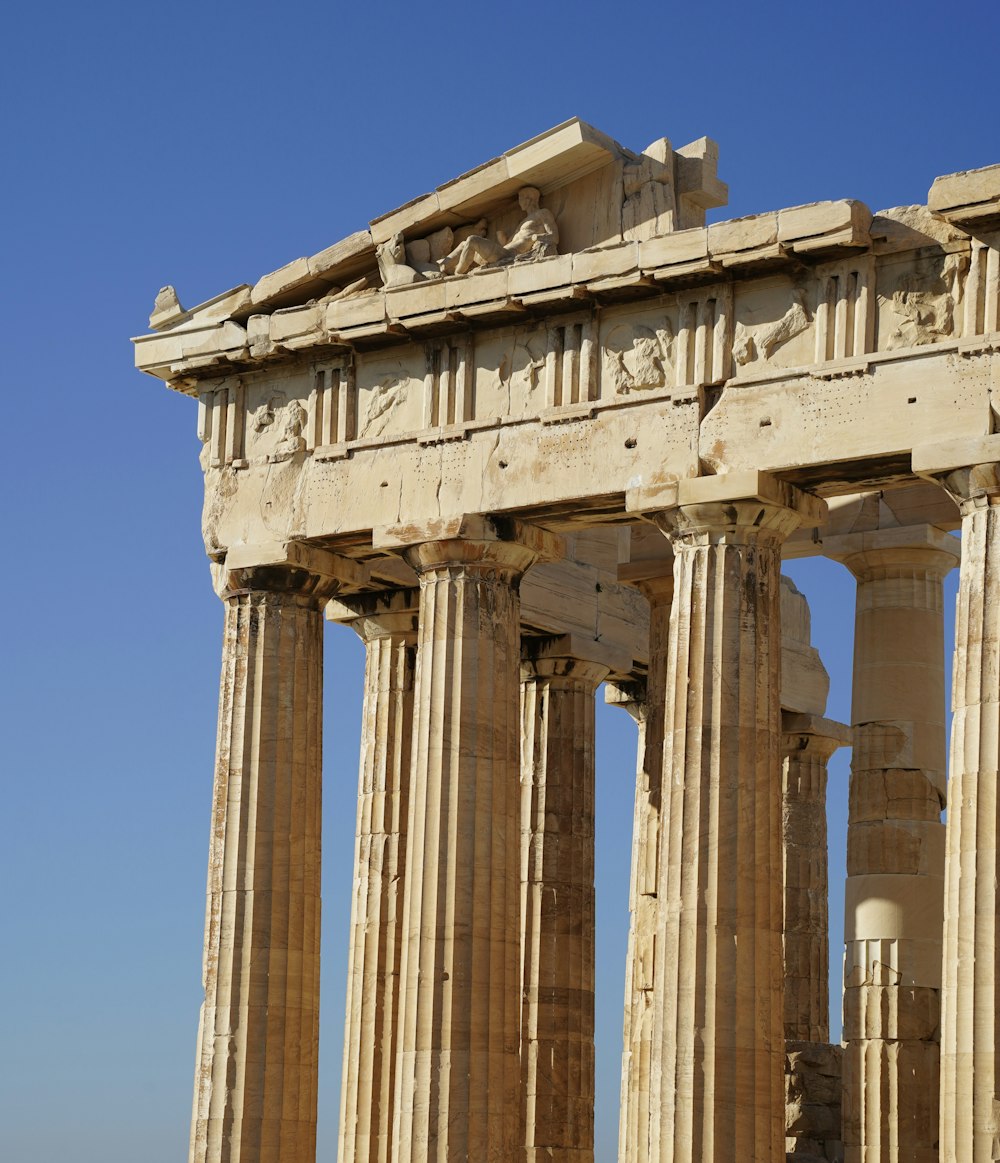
[[1, 1, 989, 1159]]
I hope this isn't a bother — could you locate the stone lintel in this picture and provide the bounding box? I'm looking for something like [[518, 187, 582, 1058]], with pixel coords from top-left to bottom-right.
[[522, 631, 630, 676], [373, 513, 564, 563], [781, 711, 852, 753], [912, 433, 1000, 478], [821, 525, 962, 565], [626, 469, 826, 526], [928, 162, 1000, 228], [325, 586, 419, 625]]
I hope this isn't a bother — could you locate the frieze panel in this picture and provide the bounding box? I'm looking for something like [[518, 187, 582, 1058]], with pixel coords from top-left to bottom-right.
[[354, 350, 426, 443]]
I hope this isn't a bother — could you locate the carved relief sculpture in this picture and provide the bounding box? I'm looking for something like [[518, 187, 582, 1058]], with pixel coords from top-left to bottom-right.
[[439, 186, 558, 275]]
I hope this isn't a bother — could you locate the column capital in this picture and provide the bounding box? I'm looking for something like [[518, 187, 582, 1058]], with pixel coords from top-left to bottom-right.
[[522, 632, 628, 680], [823, 524, 961, 579], [325, 587, 419, 643], [628, 469, 825, 528], [641, 471, 826, 547], [913, 434, 1000, 513], [604, 677, 647, 725], [211, 539, 367, 601], [780, 711, 851, 762]]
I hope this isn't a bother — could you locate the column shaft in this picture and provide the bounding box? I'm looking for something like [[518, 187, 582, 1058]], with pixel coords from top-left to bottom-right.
[[618, 578, 672, 1163], [781, 721, 844, 1044], [190, 587, 324, 1163], [392, 536, 541, 1163], [937, 473, 1000, 1162], [339, 598, 418, 1163], [650, 495, 804, 1162], [520, 650, 607, 1163], [837, 538, 956, 1163]]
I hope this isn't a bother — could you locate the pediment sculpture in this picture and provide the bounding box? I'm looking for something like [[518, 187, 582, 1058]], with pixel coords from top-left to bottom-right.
[[375, 186, 559, 288]]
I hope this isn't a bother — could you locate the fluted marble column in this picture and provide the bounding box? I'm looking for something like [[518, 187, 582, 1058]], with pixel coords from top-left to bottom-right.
[[616, 573, 673, 1163], [388, 517, 561, 1163], [829, 528, 958, 1163], [606, 678, 650, 1163], [922, 457, 1000, 1163], [647, 474, 821, 1163], [190, 550, 345, 1163], [520, 639, 609, 1163], [337, 592, 418, 1163], [781, 713, 849, 1045]]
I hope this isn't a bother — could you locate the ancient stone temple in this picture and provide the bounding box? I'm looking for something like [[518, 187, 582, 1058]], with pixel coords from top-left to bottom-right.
[[133, 120, 1000, 1162]]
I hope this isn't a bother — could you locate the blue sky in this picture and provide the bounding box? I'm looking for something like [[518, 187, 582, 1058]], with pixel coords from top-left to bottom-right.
[[0, 1, 990, 1159]]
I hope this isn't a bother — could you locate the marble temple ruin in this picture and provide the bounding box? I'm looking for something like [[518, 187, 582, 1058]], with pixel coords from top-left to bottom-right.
[[133, 120, 1000, 1161]]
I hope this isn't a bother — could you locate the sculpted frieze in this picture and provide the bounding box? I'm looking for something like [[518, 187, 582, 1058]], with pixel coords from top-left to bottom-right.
[[604, 319, 674, 395], [881, 251, 968, 350], [733, 283, 813, 371]]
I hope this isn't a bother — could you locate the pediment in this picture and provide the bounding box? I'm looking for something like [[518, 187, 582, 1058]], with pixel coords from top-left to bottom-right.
[[145, 118, 730, 332]]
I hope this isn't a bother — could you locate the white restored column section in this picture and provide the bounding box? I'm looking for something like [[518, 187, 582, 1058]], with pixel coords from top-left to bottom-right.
[[190, 553, 344, 1163], [781, 713, 849, 1043], [520, 639, 609, 1163], [388, 517, 561, 1163], [647, 474, 821, 1163], [336, 592, 419, 1163], [617, 573, 673, 1163], [830, 528, 958, 1163], [924, 456, 1000, 1163]]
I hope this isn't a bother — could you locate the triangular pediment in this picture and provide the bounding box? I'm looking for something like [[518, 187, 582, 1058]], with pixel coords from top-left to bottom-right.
[[145, 118, 730, 331]]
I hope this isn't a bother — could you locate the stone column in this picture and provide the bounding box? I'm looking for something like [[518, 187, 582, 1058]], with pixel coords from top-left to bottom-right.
[[189, 544, 353, 1163], [828, 527, 958, 1163], [647, 472, 823, 1163], [614, 572, 673, 1163], [383, 516, 562, 1163], [334, 592, 419, 1163], [913, 450, 1000, 1163], [780, 712, 849, 1045], [781, 713, 849, 1163], [606, 678, 650, 1163], [520, 636, 609, 1163]]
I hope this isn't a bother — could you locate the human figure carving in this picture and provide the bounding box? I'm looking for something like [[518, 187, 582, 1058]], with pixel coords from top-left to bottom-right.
[[440, 187, 558, 276]]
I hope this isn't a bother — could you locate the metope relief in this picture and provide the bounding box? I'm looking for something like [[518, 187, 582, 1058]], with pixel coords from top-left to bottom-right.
[[879, 252, 968, 350], [355, 350, 426, 442], [474, 326, 548, 422], [232, 382, 313, 466], [604, 319, 674, 395], [732, 285, 813, 372]]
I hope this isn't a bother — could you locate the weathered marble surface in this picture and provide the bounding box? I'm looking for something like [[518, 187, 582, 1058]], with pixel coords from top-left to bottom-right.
[[138, 121, 1000, 1163]]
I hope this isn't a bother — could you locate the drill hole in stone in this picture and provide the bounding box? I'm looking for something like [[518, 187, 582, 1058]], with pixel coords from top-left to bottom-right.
[[498, 460, 508, 469], [759, 417, 772, 428], [624, 437, 637, 448]]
